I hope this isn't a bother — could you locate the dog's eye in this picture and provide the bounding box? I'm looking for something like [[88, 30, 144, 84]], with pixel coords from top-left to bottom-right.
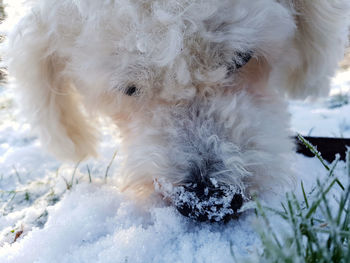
[[125, 85, 138, 96], [227, 52, 252, 74]]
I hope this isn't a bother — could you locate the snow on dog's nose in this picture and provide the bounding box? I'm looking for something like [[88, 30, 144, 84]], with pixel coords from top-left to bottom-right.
[[172, 160, 245, 222], [155, 158, 246, 222], [174, 179, 244, 222]]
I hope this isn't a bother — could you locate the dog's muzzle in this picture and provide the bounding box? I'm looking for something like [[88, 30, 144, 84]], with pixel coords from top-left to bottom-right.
[[173, 179, 244, 222], [159, 106, 247, 222]]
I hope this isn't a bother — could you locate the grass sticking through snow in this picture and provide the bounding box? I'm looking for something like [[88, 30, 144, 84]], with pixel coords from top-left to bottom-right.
[[252, 135, 350, 263]]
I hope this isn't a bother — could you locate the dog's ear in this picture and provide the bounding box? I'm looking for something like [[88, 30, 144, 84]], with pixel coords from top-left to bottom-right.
[[275, 0, 350, 99], [5, 14, 98, 162]]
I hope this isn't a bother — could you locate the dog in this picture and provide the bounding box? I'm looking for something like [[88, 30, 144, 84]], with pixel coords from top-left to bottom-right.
[[4, 0, 350, 221]]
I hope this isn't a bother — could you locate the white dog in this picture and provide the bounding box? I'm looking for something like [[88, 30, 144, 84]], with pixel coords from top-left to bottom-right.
[[4, 0, 350, 221]]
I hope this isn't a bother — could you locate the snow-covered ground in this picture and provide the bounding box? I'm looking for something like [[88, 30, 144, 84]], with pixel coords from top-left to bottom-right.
[[0, 2, 350, 262]]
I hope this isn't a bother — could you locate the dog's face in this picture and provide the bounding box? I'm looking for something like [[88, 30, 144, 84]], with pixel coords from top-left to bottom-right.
[[72, 0, 294, 104], [64, 0, 296, 220], [6, 0, 349, 221]]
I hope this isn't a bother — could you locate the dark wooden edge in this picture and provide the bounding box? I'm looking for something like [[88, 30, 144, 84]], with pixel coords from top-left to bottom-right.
[[295, 136, 350, 162]]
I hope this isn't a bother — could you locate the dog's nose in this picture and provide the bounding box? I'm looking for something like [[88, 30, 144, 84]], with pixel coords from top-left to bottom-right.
[[174, 180, 244, 222]]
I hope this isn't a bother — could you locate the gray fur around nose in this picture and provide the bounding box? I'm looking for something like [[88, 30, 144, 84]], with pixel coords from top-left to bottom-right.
[[188, 158, 225, 183]]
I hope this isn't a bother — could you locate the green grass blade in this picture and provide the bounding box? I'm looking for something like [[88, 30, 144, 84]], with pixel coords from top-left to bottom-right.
[[301, 181, 309, 209], [297, 134, 330, 171], [105, 149, 118, 182]]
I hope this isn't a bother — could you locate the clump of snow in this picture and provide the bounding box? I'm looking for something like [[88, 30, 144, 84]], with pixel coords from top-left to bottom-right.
[[1, 152, 347, 263], [0, 181, 262, 263]]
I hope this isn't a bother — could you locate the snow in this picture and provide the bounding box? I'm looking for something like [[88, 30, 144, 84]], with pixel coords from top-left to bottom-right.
[[0, 2, 350, 262], [290, 71, 350, 138], [0, 183, 260, 263]]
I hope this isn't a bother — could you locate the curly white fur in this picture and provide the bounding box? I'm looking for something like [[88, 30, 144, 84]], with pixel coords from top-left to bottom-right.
[[3, 0, 350, 198]]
